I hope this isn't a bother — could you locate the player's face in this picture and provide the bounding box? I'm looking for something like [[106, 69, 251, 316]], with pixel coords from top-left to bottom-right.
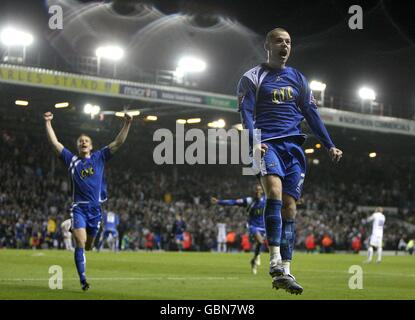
[[266, 31, 291, 65], [254, 185, 263, 198], [77, 135, 93, 155]]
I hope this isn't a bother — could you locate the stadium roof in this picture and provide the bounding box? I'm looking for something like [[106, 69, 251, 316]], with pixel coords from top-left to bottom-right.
[[1, 0, 414, 119]]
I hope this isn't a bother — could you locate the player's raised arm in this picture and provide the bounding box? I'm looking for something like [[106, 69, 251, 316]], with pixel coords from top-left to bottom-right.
[[108, 113, 133, 154], [211, 197, 247, 207], [298, 75, 343, 162], [44, 112, 64, 156]]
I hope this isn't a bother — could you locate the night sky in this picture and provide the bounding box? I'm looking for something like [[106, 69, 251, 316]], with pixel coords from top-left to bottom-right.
[[1, 0, 414, 119]]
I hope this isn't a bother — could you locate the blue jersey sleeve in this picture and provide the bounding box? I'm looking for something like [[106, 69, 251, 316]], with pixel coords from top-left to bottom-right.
[[60, 148, 75, 168], [217, 198, 247, 207], [298, 73, 335, 150], [97, 146, 112, 163], [237, 76, 257, 149]]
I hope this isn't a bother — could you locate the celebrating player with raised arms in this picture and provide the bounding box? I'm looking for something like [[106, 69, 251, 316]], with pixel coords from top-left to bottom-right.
[[44, 111, 132, 291], [364, 207, 386, 263], [211, 184, 266, 275], [237, 27, 343, 295]]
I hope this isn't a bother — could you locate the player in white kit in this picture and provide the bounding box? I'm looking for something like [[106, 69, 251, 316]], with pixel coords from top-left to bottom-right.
[[217, 222, 227, 253], [61, 219, 74, 251], [365, 207, 386, 263]]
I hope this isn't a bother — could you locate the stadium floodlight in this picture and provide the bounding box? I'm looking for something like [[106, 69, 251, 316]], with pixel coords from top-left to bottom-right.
[[145, 115, 158, 121], [310, 80, 326, 92], [358, 87, 376, 101], [1, 27, 33, 47], [55, 102, 69, 109], [15, 100, 29, 106], [177, 57, 207, 73], [95, 45, 124, 61], [305, 148, 315, 154], [315, 143, 321, 149], [84, 103, 93, 114], [95, 45, 124, 77], [369, 152, 377, 158], [233, 123, 243, 131], [176, 119, 186, 124], [84, 104, 100, 117], [309, 80, 326, 107], [187, 118, 201, 124], [1, 27, 34, 64], [115, 110, 140, 117], [208, 119, 226, 129]]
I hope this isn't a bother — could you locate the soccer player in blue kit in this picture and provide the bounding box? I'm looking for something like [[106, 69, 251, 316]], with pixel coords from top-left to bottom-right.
[[237, 28, 343, 294], [211, 184, 266, 275], [98, 210, 120, 252], [44, 111, 132, 291]]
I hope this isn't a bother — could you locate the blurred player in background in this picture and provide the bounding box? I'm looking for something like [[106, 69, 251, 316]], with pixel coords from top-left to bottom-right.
[[238, 27, 343, 294], [211, 184, 266, 275], [172, 213, 186, 251], [44, 111, 132, 291], [216, 221, 227, 253], [364, 207, 386, 263], [61, 219, 74, 251], [98, 210, 120, 252]]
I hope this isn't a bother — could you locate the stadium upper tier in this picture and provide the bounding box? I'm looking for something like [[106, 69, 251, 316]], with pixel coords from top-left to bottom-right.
[[1, 63, 415, 138]]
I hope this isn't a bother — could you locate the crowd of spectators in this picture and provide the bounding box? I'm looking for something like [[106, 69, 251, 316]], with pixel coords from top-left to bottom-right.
[[1, 119, 414, 253]]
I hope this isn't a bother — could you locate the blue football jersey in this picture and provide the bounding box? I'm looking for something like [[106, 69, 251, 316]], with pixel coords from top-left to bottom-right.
[[172, 220, 186, 235], [237, 64, 335, 149], [217, 197, 265, 229], [103, 211, 119, 232], [60, 147, 111, 205]]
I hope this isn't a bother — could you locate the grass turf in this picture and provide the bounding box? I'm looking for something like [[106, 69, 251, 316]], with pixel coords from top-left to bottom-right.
[[0, 250, 414, 300]]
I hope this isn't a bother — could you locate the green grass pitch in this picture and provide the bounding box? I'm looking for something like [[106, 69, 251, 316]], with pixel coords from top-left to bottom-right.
[[0, 250, 414, 300]]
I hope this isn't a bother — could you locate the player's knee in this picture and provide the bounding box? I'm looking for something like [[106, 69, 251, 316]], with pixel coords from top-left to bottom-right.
[[266, 185, 282, 199], [282, 204, 296, 219], [282, 196, 297, 219]]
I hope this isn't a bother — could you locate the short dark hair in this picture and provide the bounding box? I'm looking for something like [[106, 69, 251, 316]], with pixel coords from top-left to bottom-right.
[[265, 27, 289, 44], [77, 134, 93, 144]]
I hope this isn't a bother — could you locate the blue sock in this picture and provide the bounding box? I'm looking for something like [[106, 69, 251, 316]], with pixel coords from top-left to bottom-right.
[[281, 219, 296, 261], [264, 199, 282, 247], [74, 247, 86, 283]]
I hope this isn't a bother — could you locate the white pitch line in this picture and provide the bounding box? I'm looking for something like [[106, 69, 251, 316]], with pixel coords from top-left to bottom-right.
[[304, 269, 415, 278], [0, 276, 239, 282]]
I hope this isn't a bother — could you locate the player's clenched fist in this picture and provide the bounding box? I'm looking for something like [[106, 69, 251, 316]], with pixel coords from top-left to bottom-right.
[[329, 147, 343, 163], [44, 112, 53, 122]]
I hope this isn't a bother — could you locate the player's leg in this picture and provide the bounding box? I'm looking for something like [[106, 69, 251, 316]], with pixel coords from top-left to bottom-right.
[[113, 231, 119, 252], [253, 230, 263, 264], [376, 241, 383, 263], [250, 230, 264, 275], [70, 205, 91, 290], [260, 174, 284, 277], [72, 227, 89, 290], [281, 193, 297, 276], [97, 231, 106, 252], [273, 143, 305, 294], [366, 245, 374, 262]]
